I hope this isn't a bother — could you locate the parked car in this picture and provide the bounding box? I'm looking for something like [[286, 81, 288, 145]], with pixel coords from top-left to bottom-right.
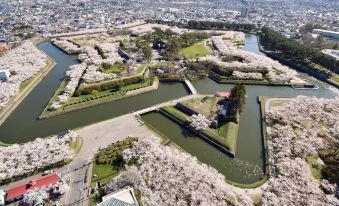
[[42, 170, 54, 176]]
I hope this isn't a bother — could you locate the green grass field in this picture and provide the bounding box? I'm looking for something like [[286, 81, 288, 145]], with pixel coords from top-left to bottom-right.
[[306, 155, 323, 182], [150, 61, 174, 69], [103, 64, 123, 74], [178, 41, 212, 59], [160, 106, 189, 123], [180, 96, 222, 119], [330, 74, 339, 85], [39, 76, 157, 119], [70, 137, 83, 154], [223, 122, 238, 153], [268, 99, 291, 109], [19, 77, 33, 91], [91, 162, 121, 186], [68, 77, 154, 104]]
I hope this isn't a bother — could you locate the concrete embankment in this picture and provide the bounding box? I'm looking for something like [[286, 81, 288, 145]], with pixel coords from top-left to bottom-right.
[[158, 107, 235, 158]]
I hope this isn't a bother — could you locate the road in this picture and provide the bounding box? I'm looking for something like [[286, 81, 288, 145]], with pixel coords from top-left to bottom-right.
[[64, 158, 91, 206], [63, 113, 161, 205]]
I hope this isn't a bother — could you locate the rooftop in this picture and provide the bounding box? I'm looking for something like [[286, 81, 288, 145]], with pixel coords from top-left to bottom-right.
[[6, 173, 59, 201], [215, 92, 231, 98], [98, 187, 139, 206]]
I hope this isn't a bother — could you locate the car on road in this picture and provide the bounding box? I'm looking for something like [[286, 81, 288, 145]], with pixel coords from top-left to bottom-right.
[[42, 170, 54, 176]]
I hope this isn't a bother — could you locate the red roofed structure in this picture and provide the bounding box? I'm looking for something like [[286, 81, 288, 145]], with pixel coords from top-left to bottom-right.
[[215, 92, 231, 99], [5, 173, 59, 202]]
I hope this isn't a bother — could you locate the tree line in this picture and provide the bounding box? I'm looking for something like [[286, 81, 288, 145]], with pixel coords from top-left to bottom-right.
[[146, 19, 256, 32], [260, 27, 339, 77], [96, 137, 138, 167], [226, 84, 246, 123], [77, 75, 145, 95], [136, 28, 211, 60]]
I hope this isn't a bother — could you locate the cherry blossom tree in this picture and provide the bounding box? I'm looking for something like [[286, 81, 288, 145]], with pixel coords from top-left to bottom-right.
[[0, 41, 48, 109], [199, 32, 299, 83], [21, 181, 69, 205], [104, 137, 253, 206], [188, 114, 212, 131], [51, 39, 81, 54], [0, 131, 78, 181], [263, 96, 339, 206]]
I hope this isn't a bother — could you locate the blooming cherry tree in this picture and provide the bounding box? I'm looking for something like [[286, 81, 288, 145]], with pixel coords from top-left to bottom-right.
[[105, 137, 253, 206], [0, 131, 78, 181], [0, 41, 48, 109], [263, 96, 339, 206]]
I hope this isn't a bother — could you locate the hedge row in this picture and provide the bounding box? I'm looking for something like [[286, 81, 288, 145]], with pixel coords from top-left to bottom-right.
[[78, 76, 145, 95], [66, 78, 153, 106], [209, 71, 265, 81]]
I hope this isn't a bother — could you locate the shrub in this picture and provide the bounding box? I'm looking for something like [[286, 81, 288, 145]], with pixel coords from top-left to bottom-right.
[[96, 137, 138, 166]]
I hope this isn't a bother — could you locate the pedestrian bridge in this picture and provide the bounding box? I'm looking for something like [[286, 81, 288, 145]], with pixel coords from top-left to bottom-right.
[[133, 94, 202, 116], [183, 79, 198, 95]]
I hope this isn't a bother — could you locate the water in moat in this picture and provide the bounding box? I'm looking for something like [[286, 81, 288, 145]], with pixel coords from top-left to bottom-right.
[[0, 42, 188, 143], [141, 34, 338, 184], [0, 35, 338, 184]]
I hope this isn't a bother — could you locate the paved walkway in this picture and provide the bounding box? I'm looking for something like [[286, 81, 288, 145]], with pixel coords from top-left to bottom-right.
[[134, 94, 202, 115], [183, 79, 198, 95], [76, 114, 157, 160]]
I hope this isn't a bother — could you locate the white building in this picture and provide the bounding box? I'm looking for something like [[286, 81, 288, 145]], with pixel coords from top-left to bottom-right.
[[0, 69, 11, 81], [0, 189, 5, 206], [98, 187, 139, 206]]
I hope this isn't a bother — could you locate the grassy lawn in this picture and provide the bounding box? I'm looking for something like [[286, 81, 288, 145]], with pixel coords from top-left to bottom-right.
[[178, 41, 212, 59], [91, 162, 121, 186], [0, 141, 12, 147], [68, 77, 154, 104], [19, 77, 33, 91], [330, 74, 339, 85], [306, 155, 323, 182], [206, 121, 239, 154], [224, 122, 239, 153], [89, 194, 99, 206], [160, 106, 189, 123], [70, 137, 83, 154], [102, 64, 123, 74], [150, 61, 174, 69], [268, 99, 291, 109], [180, 96, 222, 119], [135, 63, 147, 74]]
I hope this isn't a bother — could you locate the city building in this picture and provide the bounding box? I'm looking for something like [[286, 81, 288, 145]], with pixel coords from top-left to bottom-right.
[[240, 8, 249, 18], [98, 187, 139, 206], [0, 69, 11, 81]]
